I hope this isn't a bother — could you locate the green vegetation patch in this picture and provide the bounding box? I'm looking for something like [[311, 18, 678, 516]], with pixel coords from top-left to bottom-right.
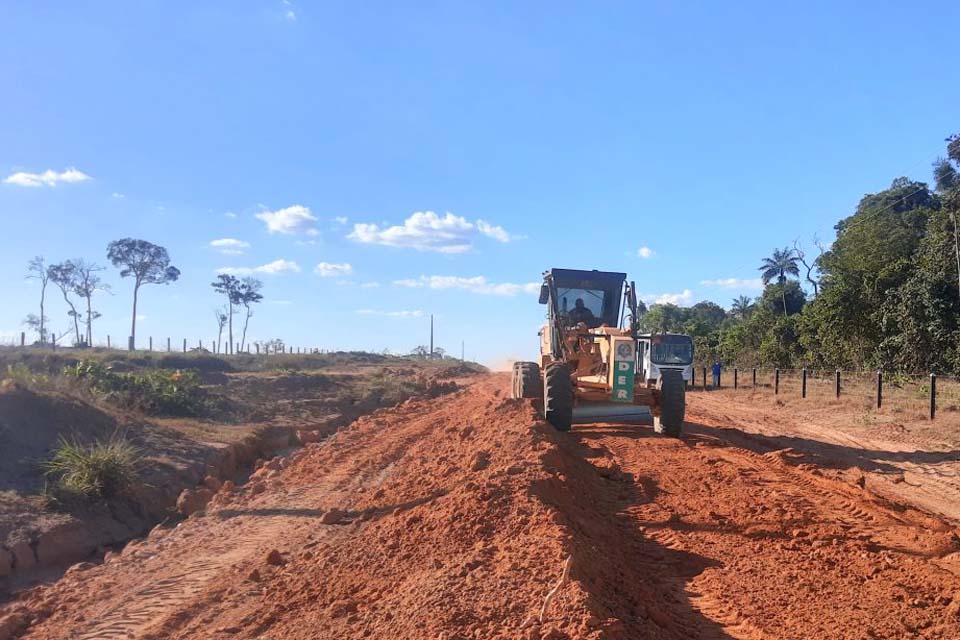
[[64, 359, 208, 416], [42, 434, 140, 504]]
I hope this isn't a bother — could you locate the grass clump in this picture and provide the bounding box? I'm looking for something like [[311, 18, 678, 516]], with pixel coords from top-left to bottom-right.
[[43, 434, 140, 503], [64, 360, 207, 416]]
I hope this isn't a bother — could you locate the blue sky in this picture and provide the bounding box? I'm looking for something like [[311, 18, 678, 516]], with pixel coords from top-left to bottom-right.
[[1, 1, 958, 366]]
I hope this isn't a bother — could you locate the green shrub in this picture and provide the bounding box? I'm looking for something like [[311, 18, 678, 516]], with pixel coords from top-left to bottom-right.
[[43, 434, 140, 502], [64, 360, 207, 416]]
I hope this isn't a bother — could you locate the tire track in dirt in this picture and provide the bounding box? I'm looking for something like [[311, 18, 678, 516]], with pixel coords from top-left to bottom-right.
[[9, 376, 960, 640]]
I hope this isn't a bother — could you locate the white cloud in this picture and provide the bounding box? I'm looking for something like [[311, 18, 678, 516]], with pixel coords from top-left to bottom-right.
[[111, 192, 125, 199], [476, 219, 515, 243], [348, 211, 518, 253], [360, 281, 380, 288], [314, 262, 353, 277], [3, 167, 92, 188], [699, 277, 764, 290], [255, 205, 318, 235], [637, 246, 655, 259], [224, 211, 237, 219], [285, 9, 296, 20], [217, 259, 301, 276], [394, 275, 540, 296], [356, 309, 424, 318], [209, 238, 250, 255], [136, 314, 148, 322], [641, 289, 694, 306], [332, 216, 348, 226]]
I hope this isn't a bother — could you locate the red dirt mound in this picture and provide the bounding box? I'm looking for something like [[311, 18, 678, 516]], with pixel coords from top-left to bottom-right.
[[6, 374, 960, 639]]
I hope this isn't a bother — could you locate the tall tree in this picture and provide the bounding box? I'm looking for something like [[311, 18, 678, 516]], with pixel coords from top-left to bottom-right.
[[759, 247, 801, 314], [26, 256, 51, 343], [48, 261, 83, 346], [107, 239, 180, 348], [72, 260, 110, 346], [731, 295, 754, 319], [211, 274, 242, 354], [238, 277, 264, 352], [934, 133, 960, 294]]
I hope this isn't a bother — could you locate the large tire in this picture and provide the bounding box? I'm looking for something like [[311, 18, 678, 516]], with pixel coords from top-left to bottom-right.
[[543, 363, 573, 432], [654, 369, 685, 437], [512, 362, 542, 399]]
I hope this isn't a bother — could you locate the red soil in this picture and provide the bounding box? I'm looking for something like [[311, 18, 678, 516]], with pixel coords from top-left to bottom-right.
[[4, 374, 960, 639]]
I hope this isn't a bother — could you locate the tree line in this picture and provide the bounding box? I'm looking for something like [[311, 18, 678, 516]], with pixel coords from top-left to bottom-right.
[[639, 133, 960, 374], [23, 238, 266, 353]]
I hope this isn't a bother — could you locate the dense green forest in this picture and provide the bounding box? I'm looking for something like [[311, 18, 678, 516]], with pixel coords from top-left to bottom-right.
[[640, 134, 960, 374]]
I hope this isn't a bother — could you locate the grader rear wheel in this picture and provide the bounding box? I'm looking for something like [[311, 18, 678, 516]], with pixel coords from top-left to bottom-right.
[[653, 369, 685, 437], [511, 362, 542, 399]]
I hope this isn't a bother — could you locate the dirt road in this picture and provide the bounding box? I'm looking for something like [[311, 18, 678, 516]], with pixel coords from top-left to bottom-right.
[[4, 374, 960, 639]]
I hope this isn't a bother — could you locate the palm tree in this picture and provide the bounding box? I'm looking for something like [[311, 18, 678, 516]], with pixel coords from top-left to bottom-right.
[[758, 247, 800, 314], [731, 295, 754, 319]]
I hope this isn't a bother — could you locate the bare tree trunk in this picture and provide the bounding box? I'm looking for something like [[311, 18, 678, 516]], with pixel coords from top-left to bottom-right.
[[227, 300, 233, 355], [40, 281, 47, 344], [131, 282, 140, 348], [240, 306, 251, 352], [85, 295, 93, 345], [60, 287, 81, 346]]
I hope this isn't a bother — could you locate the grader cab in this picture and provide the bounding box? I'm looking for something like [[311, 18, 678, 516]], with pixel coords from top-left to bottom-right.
[[511, 268, 691, 435]]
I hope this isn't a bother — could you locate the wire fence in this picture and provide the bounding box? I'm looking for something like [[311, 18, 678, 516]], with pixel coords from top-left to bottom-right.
[[689, 365, 954, 420], [0, 331, 323, 356]]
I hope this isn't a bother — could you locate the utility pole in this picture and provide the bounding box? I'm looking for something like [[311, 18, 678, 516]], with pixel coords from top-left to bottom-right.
[[429, 314, 434, 359]]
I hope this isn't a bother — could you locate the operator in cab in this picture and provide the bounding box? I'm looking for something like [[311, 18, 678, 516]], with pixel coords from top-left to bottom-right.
[[568, 298, 596, 327]]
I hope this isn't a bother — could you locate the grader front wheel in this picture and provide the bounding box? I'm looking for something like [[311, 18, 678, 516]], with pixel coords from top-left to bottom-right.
[[653, 369, 685, 437], [543, 363, 573, 432]]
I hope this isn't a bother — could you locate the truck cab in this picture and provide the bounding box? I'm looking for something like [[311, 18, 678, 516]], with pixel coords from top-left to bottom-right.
[[636, 333, 694, 385]]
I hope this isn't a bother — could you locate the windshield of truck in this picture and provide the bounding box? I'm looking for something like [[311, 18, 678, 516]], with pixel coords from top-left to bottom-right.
[[650, 336, 693, 365]]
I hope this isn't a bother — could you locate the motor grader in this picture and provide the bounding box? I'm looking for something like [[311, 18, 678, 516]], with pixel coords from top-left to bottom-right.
[[511, 268, 692, 435]]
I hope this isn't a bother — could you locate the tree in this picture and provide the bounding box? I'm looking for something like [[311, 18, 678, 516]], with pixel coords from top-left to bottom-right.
[[211, 274, 242, 354], [237, 277, 264, 352], [638, 304, 687, 333], [759, 247, 801, 315], [731, 295, 754, 320], [410, 345, 430, 358], [214, 307, 229, 354], [72, 260, 109, 346], [107, 239, 180, 348], [48, 261, 83, 346], [26, 256, 51, 343], [793, 238, 823, 297]]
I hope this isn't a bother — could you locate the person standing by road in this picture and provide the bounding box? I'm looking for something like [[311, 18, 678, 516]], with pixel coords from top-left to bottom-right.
[[712, 361, 722, 388]]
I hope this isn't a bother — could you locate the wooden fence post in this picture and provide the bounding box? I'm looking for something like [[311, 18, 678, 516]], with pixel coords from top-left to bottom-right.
[[255, 343, 260, 355], [734, 367, 738, 389], [835, 370, 841, 398], [107, 335, 111, 349], [801, 368, 807, 398], [691, 367, 695, 389], [774, 368, 780, 395], [149, 337, 153, 351], [702, 366, 707, 391], [752, 368, 757, 387], [930, 374, 937, 420], [20, 332, 25, 347], [183, 338, 187, 353], [167, 337, 171, 352], [876, 370, 883, 409]]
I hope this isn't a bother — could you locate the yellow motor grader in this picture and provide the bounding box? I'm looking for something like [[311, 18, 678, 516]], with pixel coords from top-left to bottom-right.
[[511, 268, 692, 435]]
